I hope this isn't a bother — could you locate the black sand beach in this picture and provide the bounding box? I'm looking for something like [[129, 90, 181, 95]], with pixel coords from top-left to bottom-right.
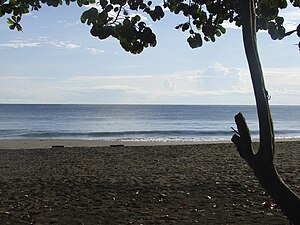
[[0, 141, 299, 224]]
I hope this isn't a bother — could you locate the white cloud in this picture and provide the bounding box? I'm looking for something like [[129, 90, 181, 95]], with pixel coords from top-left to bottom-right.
[[0, 40, 40, 48], [0, 38, 81, 50], [164, 78, 176, 91], [74, 85, 139, 93], [69, 75, 153, 81], [263, 67, 300, 100], [0, 76, 40, 80], [196, 63, 244, 91], [86, 47, 105, 54], [1, 65, 299, 104], [65, 64, 249, 102], [0, 38, 107, 55], [49, 41, 80, 49], [56, 19, 82, 28], [0, 77, 68, 103], [24, 12, 38, 18]]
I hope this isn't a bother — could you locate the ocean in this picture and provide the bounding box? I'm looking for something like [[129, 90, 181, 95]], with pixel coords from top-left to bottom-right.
[[0, 104, 299, 142]]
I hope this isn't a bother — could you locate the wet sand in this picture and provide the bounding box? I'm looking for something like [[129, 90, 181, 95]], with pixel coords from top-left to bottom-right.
[[0, 141, 299, 224]]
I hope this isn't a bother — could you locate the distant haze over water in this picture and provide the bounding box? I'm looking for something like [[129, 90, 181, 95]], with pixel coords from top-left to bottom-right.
[[0, 104, 299, 142]]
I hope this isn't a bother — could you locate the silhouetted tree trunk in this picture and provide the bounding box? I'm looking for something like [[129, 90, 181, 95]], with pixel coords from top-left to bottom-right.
[[231, 0, 300, 224]]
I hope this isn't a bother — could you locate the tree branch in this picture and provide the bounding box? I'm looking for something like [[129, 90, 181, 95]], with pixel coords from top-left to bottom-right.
[[231, 112, 254, 168]]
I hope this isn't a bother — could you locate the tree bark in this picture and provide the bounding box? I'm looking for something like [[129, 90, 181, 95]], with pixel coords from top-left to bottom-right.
[[231, 0, 300, 224]]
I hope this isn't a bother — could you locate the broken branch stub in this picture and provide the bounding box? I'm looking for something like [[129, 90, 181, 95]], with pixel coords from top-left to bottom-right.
[[231, 112, 255, 168]]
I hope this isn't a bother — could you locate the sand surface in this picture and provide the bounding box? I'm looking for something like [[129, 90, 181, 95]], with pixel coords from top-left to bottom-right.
[[0, 139, 231, 150], [0, 141, 299, 224]]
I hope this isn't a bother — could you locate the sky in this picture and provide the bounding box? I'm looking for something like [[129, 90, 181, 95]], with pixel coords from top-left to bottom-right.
[[0, 3, 299, 105]]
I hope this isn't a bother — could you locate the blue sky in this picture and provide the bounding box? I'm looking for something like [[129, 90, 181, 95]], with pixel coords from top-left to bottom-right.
[[0, 3, 299, 104]]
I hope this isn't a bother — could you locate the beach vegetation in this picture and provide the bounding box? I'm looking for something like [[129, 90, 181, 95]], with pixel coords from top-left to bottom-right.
[[1, 0, 300, 223]]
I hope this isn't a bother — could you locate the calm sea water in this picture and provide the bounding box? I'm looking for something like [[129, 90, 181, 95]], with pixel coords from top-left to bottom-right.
[[0, 104, 299, 142]]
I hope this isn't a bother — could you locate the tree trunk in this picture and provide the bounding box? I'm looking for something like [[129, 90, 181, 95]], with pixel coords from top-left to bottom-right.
[[231, 0, 300, 224]]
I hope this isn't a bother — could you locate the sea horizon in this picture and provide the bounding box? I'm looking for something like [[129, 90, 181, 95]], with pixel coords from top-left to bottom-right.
[[0, 104, 299, 142], [1, 103, 300, 106]]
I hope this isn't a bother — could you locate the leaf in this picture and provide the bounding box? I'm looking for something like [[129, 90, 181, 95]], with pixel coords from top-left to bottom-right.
[[104, 4, 113, 12], [16, 16, 21, 23], [277, 27, 286, 40], [100, 0, 108, 8], [275, 16, 284, 25], [290, 0, 300, 7], [149, 6, 164, 21], [131, 15, 141, 23], [139, 2, 147, 9], [138, 21, 146, 30], [90, 25, 100, 36], [218, 25, 226, 34], [182, 23, 189, 32], [98, 28, 111, 39], [175, 24, 183, 29], [16, 24, 22, 31], [80, 7, 98, 24], [141, 27, 156, 47], [9, 24, 16, 30], [278, 0, 288, 8], [268, 27, 279, 40], [110, 0, 126, 5], [7, 18, 14, 25], [187, 33, 203, 49], [268, 22, 278, 40], [257, 17, 268, 30], [128, 0, 139, 10], [77, 0, 83, 7]]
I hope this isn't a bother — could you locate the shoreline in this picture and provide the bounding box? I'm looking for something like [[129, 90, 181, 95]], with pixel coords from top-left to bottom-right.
[[0, 138, 300, 150], [0, 139, 231, 150]]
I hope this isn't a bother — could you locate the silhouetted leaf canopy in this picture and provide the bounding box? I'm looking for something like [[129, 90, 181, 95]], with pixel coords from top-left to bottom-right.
[[1, 0, 299, 53]]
